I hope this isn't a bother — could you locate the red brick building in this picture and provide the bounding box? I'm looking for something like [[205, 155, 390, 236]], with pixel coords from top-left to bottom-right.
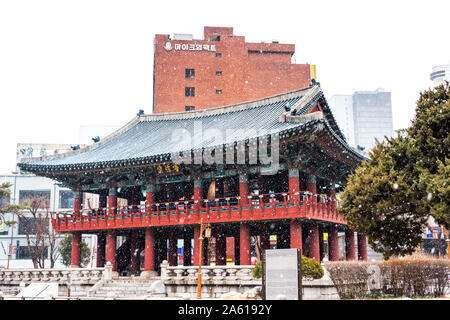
[[153, 26, 311, 113]]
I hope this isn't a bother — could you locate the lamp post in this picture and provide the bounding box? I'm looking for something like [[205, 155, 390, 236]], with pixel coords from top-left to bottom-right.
[[66, 272, 71, 299], [4, 213, 16, 270], [445, 229, 450, 260], [197, 219, 211, 299]]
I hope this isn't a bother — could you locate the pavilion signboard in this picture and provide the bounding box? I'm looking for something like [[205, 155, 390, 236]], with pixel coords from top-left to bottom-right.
[[262, 248, 302, 300]]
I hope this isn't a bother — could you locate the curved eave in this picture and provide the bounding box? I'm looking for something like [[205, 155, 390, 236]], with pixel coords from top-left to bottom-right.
[[17, 84, 366, 175], [18, 118, 366, 175]]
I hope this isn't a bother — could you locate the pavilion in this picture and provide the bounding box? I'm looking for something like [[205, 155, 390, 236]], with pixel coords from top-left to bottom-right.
[[18, 84, 369, 275]]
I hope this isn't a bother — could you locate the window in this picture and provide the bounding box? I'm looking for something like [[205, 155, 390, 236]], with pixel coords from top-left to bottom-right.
[[216, 53, 222, 58], [216, 89, 222, 94], [59, 190, 75, 209], [18, 217, 49, 235], [185, 106, 195, 111], [17, 245, 48, 260], [19, 190, 51, 204], [216, 71, 222, 76], [18, 217, 34, 235], [185, 87, 195, 97], [185, 68, 195, 79]]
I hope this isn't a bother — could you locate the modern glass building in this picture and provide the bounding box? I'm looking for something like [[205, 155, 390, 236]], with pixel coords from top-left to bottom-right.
[[329, 89, 394, 151], [352, 89, 394, 150]]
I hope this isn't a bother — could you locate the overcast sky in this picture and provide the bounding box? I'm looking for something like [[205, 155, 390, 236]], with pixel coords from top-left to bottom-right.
[[0, 0, 449, 174]]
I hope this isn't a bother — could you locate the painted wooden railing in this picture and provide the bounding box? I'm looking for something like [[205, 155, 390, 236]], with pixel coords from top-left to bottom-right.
[[51, 191, 345, 232]]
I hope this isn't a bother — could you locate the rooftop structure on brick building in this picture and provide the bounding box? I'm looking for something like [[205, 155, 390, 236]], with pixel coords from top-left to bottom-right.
[[153, 26, 311, 113], [18, 83, 370, 275]]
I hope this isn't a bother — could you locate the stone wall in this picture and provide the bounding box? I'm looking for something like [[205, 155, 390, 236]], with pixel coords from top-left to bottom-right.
[[0, 267, 104, 297], [159, 261, 339, 299], [1, 263, 339, 299]]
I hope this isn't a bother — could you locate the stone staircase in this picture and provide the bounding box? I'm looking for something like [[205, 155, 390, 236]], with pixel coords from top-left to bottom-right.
[[88, 277, 161, 298]]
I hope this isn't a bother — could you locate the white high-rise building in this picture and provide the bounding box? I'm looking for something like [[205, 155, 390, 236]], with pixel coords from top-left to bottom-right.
[[328, 95, 355, 147], [329, 89, 394, 151], [430, 64, 450, 87]]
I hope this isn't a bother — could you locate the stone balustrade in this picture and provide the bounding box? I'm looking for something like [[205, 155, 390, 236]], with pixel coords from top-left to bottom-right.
[[159, 261, 260, 298], [161, 261, 255, 284], [0, 267, 104, 286], [159, 261, 339, 299]]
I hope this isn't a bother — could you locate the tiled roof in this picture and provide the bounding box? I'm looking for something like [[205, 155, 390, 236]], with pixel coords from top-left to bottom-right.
[[18, 85, 365, 171]]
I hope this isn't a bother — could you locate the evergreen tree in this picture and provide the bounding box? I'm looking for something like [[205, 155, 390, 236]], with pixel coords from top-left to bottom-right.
[[59, 233, 91, 267], [341, 82, 450, 258]]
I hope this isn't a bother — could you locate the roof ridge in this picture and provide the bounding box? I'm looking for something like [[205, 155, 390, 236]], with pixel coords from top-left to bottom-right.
[[19, 116, 141, 164], [140, 85, 314, 122]]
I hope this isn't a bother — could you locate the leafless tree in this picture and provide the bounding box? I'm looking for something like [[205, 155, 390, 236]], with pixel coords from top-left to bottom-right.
[[16, 196, 60, 268]]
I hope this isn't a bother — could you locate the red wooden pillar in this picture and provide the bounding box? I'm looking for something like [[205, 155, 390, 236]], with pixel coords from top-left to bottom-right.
[[105, 184, 117, 271], [239, 172, 249, 205], [357, 234, 368, 261], [96, 233, 106, 267], [130, 229, 140, 273], [144, 228, 155, 271], [288, 166, 300, 203], [106, 230, 117, 271], [307, 174, 317, 216], [71, 231, 81, 268], [327, 182, 336, 215], [328, 224, 339, 261], [107, 185, 117, 216], [345, 229, 356, 261], [168, 229, 178, 266], [73, 188, 82, 218], [307, 174, 317, 194], [239, 222, 251, 265], [183, 235, 192, 266], [215, 225, 226, 266], [193, 225, 201, 266], [308, 221, 320, 262], [290, 219, 302, 250]]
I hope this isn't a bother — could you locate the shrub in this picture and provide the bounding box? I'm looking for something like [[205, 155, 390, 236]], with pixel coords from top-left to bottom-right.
[[379, 253, 450, 297], [252, 256, 324, 280], [325, 261, 369, 299], [59, 233, 91, 267], [325, 253, 450, 299], [253, 261, 262, 278], [301, 255, 324, 280]]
